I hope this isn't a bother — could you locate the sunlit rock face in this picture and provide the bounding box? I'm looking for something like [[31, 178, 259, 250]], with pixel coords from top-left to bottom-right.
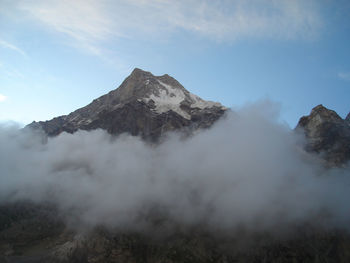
[[296, 104, 350, 166], [28, 68, 226, 141]]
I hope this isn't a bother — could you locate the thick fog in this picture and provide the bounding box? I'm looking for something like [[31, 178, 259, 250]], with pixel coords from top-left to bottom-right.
[[1, 101, 349, 234]]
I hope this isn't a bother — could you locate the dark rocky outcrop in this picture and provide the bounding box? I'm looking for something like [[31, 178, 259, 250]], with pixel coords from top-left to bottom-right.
[[296, 104, 350, 166], [27, 68, 226, 140]]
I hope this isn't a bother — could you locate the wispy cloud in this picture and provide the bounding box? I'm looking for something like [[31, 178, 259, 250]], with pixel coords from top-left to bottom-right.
[[0, 94, 7, 102], [338, 72, 350, 81], [125, 0, 322, 41], [15, 0, 322, 55], [0, 39, 27, 57], [18, 0, 116, 56], [0, 60, 25, 80]]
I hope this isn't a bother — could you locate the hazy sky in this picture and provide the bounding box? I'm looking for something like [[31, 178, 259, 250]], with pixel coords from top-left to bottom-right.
[[0, 0, 350, 126]]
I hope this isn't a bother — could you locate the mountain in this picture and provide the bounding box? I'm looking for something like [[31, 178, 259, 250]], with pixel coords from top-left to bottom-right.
[[28, 68, 226, 140], [296, 104, 350, 166], [3, 73, 350, 262]]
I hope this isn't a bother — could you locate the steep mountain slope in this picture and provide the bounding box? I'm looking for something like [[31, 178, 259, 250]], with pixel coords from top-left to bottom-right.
[[28, 68, 226, 140], [296, 104, 350, 166]]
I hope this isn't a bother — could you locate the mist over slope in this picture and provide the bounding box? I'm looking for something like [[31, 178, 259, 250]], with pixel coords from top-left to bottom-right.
[[1, 101, 349, 235]]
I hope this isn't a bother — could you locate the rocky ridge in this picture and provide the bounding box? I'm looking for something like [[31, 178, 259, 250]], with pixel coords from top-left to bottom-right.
[[28, 68, 226, 141], [296, 104, 350, 166]]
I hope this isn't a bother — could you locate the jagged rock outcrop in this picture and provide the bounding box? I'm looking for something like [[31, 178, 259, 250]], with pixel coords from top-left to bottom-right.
[[28, 68, 226, 140], [296, 104, 350, 166]]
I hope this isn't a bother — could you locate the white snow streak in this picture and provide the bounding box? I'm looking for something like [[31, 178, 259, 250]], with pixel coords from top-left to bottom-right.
[[143, 80, 224, 119]]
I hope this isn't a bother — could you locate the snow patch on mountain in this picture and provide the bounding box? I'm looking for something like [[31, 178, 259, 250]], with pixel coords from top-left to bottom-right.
[[142, 80, 225, 119], [143, 80, 190, 119], [189, 93, 222, 109]]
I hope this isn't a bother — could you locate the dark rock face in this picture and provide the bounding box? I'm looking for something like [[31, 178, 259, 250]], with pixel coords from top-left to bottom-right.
[[27, 68, 226, 140], [296, 104, 350, 166], [346, 112, 350, 123]]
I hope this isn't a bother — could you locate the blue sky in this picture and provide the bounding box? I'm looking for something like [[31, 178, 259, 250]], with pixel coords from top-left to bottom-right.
[[0, 0, 350, 127]]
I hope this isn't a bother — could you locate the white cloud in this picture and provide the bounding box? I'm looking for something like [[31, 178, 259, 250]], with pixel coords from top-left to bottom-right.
[[127, 0, 322, 41], [17, 0, 114, 55], [0, 39, 27, 57], [14, 0, 321, 54], [1, 103, 350, 232], [338, 72, 350, 81], [0, 94, 7, 102]]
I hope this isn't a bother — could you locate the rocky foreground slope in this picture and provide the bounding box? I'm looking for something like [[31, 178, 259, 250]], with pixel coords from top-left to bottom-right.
[[1, 69, 350, 262]]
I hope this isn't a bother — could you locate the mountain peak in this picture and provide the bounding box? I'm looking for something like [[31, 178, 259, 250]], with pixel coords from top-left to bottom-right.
[[131, 67, 147, 73], [310, 104, 326, 113], [114, 69, 224, 120], [28, 69, 226, 139], [129, 68, 153, 78], [129, 68, 172, 81], [296, 104, 350, 166], [299, 104, 343, 127]]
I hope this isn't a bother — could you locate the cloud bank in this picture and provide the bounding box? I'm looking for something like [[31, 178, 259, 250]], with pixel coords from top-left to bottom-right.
[[0, 101, 349, 235]]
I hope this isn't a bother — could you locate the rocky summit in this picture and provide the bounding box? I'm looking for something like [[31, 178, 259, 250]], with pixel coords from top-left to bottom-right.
[[296, 104, 350, 166], [28, 68, 226, 141]]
